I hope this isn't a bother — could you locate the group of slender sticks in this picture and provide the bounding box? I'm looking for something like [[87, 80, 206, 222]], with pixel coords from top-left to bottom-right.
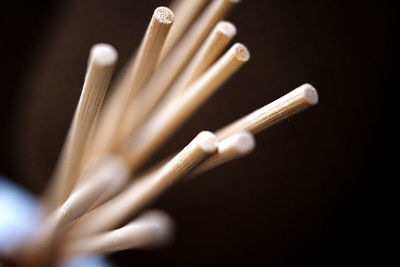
[[3, 0, 318, 266]]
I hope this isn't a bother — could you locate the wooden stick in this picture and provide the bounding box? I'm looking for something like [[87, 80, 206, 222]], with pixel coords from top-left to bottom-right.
[[120, 43, 250, 171], [159, 0, 209, 62], [140, 84, 318, 177], [86, 7, 174, 160], [117, 21, 236, 143], [60, 210, 174, 258], [68, 131, 217, 237], [191, 130, 255, 176], [216, 83, 319, 140], [45, 44, 118, 210], [68, 85, 317, 239]]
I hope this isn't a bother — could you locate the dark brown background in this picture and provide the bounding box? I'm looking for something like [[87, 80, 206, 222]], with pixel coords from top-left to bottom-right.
[[0, 0, 395, 266]]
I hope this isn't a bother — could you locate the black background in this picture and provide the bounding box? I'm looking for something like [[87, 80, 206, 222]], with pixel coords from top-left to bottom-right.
[[0, 0, 396, 266]]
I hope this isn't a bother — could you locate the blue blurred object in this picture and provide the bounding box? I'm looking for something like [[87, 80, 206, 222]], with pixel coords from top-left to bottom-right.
[[0, 176, 112, 267]]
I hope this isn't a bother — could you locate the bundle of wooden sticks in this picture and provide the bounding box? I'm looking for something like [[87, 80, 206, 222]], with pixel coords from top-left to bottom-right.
[[1, 0, 318, 266]]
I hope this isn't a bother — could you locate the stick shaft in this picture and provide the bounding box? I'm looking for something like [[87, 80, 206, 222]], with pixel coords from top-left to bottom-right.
[[60, 210, 173, 258], [216, 83, 319, 140], [46, 44, 117, 209]]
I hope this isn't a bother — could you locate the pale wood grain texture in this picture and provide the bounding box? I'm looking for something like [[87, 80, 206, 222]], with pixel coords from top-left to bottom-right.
[[216, 83, 319, 140], [120, 43, 250, 171]]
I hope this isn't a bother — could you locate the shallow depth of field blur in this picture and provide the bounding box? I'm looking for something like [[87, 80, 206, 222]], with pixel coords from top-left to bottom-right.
[[0, 0, 394, 266]]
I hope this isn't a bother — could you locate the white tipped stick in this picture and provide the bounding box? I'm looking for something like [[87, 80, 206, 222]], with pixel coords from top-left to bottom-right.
[[160, 0, 209, 62], [121, 43, 250, 171], [69, 131, 217, 237], [71, 132, 253, 238], [115, 84, 317, 197], [61, 210, 174, 258], [191, 131, 255, 176], [216, 83, 319, 140], [46, 44, 118, 209], [117, 21, 237, 143], [86, 7, 174, 160]]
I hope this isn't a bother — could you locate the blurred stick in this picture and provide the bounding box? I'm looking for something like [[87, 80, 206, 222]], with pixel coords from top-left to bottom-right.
[[59, 210, 174, 258], [45, 44, 117, 210], [17, 155, 129, 266]]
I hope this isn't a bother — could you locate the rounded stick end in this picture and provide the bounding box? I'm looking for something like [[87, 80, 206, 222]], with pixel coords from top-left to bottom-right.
[[90, 43, 118, 66], [232, 131, 256, 154], [196, 131, 218, 153], [154, 7, 174, 24], [140, 210, 175, 247], [217, 21, 237, 38], [231, 43, 250, 62], [300, 83, 319, 105]]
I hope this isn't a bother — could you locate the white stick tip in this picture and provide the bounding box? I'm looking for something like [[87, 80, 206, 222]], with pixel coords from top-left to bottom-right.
[[90, 43, 118, 66], [140, 210, 175, 247], [299, 83, 319, 105], [233, 131, 256, 154], [154, 7, 174, 24], [196, 131, 218, 153], [217, 21, 237, 38], [232, 43, 250, 62]]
